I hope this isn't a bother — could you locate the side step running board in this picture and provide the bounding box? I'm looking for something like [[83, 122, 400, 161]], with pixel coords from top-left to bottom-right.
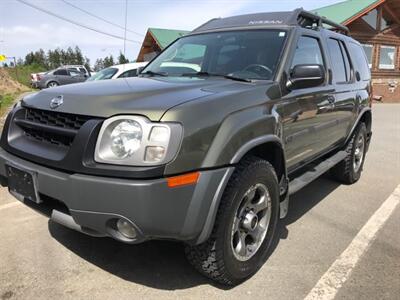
[[288, 151, 347, 195]]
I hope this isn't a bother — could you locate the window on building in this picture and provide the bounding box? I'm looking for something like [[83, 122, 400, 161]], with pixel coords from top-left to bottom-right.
[[362, 9, 378, 30], [379, 45, 396, 70], [327, 38, 347, 83], [291, 36, 324, 68], [362, 44, 373, 68]]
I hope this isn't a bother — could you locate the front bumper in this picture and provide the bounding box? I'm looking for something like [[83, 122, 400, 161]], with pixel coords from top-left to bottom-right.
[[0, 148, 233, 245]]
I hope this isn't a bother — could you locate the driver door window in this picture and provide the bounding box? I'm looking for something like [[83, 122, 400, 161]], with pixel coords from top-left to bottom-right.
[[291, 36, 324, 68]]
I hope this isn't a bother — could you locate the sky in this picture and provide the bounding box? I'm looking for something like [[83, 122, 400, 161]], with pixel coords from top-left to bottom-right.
[[0, 0, 343, 66]]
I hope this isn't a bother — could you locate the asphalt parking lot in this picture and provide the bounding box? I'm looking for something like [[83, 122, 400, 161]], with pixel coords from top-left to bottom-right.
[[0, 104, 399, 300]]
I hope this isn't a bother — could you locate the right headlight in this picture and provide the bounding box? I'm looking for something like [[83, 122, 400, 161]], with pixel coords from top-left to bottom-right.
[[94, 115, 183, 166]]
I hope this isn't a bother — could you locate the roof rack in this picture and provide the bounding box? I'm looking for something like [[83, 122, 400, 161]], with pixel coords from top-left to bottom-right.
[[289, 8, 350, 35], [191, 8, 350, 35]]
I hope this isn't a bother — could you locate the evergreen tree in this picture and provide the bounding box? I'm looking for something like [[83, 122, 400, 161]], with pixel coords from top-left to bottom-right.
[[118, 52, 129, 64], [75, 46, 84, 65], [94, 58, 104, 71]]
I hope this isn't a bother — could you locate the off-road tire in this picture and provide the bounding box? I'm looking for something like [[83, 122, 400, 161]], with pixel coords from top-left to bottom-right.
[[331, 123, 367, 184], [185, 156, 280, 286]]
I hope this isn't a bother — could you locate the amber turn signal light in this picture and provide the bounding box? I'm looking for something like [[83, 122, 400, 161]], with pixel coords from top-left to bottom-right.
[[167, 172, 200, 188]]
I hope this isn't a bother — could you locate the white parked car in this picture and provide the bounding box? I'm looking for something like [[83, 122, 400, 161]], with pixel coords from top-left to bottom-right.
[[87, 62, 148, 81]]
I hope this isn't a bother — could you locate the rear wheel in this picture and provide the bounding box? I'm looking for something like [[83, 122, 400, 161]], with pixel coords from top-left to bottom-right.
[[331, 123, 367, 184], [47, 81, 59, 88], [185, 156, 280, 285]]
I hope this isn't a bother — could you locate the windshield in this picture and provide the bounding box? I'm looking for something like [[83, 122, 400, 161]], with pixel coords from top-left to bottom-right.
[[87, 67, 118, 81], [142, 30, 287, 81]]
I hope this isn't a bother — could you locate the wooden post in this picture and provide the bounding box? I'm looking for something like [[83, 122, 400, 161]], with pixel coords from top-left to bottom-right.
[[13, 57, 18, 82]]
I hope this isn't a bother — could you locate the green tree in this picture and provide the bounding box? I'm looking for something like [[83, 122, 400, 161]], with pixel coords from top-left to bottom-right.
[[103, 55, 115, 68], [117, 52, 129, 64], [84, 56, 91, 72], [75, 46, 84, 65], [94, 58, 104, 71]]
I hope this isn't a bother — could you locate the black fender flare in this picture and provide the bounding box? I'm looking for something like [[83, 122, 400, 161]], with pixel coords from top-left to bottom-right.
[[345, 107, 372, 145]]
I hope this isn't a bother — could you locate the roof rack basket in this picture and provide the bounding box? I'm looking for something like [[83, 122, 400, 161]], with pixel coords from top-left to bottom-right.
[[290, 8, 350, 35]]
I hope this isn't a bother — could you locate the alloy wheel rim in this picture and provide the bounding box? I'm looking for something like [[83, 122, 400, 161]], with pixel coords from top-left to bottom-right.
[[231, 183, 271, 261], [353, 134, 365, 173]]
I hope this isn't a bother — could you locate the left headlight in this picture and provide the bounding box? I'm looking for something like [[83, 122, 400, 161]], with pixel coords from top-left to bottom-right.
[[95, 115, 183, 166]]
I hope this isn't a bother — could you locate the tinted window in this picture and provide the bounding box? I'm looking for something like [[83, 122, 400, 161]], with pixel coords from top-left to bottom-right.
[[327, 39, 347, 83], [340, 42, 352, 81], [54, 69, 68, 76], [348, 43, 371, 81], [118, 69, 138, 78], [291, 36, 324, 67], [79, 68, 86, 73]]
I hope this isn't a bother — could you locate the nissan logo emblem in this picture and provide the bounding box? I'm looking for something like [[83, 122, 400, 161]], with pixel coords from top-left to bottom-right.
[[50, 95, 63, 109]]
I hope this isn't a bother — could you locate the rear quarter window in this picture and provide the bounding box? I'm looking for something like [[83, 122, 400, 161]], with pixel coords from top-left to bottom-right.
[[348, 42, 371, 81]]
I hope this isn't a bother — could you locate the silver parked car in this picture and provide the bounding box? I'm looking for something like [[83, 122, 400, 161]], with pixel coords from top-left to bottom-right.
[[37, 68, 88, 89]]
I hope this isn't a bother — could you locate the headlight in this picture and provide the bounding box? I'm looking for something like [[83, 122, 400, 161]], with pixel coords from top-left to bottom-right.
[[95, 115, 182, 166]]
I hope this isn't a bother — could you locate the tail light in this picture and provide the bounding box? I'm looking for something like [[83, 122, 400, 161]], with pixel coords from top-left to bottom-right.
[[36, 74, 42, 81]]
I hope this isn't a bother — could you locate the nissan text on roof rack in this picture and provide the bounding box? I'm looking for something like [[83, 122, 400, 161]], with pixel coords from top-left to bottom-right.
[[0, 9, 372, 285]]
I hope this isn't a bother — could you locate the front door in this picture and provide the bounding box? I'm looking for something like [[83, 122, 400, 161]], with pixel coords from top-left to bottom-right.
[[281, 34, 335, 171]]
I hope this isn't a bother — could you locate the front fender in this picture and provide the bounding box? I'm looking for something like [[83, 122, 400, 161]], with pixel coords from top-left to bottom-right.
[[201, 105, 280, 168]]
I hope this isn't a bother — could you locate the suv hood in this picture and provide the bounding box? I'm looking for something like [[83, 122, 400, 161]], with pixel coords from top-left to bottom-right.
[[22, 77, 254, 120]]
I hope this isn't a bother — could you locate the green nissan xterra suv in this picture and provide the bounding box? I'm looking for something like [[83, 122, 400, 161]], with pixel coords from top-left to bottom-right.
[[0, 9, 372, 285]]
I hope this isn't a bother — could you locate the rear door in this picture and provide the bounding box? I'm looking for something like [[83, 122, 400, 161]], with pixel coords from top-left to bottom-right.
[[68, 69, 86, 83], [281, 31, 335, 171], [324, 35, 356, 147], [53, 69, 72, 85]]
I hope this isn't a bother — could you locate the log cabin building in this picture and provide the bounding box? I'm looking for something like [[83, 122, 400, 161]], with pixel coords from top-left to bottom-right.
[[314, 0, 400, 102]]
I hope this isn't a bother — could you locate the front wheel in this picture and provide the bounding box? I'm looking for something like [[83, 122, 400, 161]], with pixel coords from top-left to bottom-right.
[[185, 156, 280, 285]]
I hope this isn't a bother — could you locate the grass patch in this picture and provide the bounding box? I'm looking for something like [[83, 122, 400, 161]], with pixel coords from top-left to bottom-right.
[[0, 93, 19, 116], [5, 64, 46, 87]]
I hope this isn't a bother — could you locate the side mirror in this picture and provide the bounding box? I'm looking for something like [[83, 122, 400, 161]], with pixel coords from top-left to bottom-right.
[[137, 66, 145, 75], [287, 64, 325, 90]]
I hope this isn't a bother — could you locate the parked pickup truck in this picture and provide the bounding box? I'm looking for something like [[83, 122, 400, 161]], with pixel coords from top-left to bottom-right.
[[0, 9, 372, 285]]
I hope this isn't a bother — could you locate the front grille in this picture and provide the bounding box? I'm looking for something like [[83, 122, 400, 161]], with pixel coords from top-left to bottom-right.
[[26, 108, 90, 131], [17, 108, 92, 147]]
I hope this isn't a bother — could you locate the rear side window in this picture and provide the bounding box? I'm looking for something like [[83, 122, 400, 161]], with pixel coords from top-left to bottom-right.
[[327, 39, 352, 83], [54, 69, 68, 76], [348, 43, 371, 81], [327, 39, 347, 83], [291, 36, 324, 67]]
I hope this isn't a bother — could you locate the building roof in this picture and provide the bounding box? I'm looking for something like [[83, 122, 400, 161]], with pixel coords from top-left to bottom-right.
[[313, 0, 381, 25], [148, 28, 190, 49]]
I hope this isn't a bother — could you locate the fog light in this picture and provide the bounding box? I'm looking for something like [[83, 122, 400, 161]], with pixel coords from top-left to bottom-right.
[[116, 219, 137, 239]]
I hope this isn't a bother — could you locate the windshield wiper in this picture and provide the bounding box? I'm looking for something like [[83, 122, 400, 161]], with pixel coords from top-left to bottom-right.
[[141, 70, 168, 77], [181, 72, 251, 83]]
